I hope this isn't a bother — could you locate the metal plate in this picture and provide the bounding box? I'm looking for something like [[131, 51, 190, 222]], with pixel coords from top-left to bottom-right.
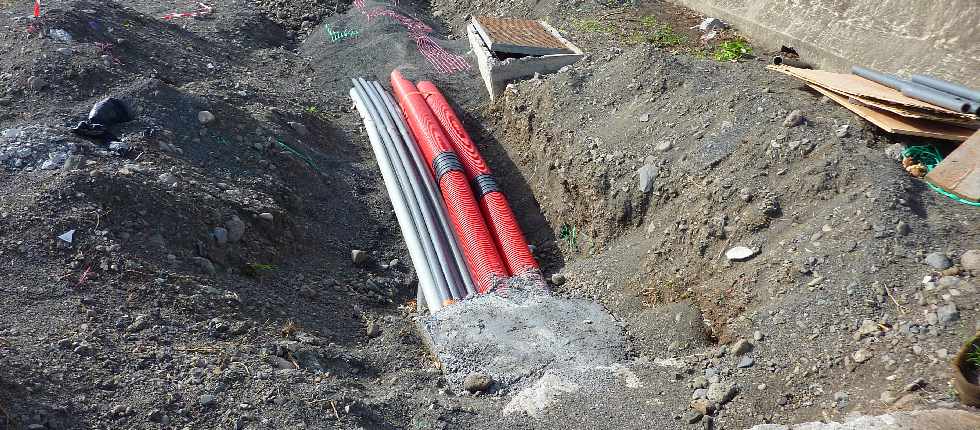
[[473, 16, 572, 56]]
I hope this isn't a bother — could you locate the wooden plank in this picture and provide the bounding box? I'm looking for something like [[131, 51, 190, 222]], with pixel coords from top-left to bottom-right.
[[926, 131, 980, 202], [769, 65, 979, 121], [808, 84, 975, 141]]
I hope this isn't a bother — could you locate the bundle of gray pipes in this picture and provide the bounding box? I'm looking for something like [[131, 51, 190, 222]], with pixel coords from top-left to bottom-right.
[[349, 73, 544, 314]]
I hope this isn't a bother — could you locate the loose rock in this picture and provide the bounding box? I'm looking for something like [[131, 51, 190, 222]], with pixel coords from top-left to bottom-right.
[[924, 252, 951, 269], [463, 372, 493, 393], [782, 110, 804, 127], [226, 216, 246, 243], [706, 382, 737, 405], [198, 111, 216, 124], [351, 249, 369, 265], [725, 246, 755, 262]]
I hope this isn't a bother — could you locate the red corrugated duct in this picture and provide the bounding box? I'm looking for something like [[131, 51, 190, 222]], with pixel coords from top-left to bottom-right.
[[390, 70, 508, 293], [417, 81, 539, 275]]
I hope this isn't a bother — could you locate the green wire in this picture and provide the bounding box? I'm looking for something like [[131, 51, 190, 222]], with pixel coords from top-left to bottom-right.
[[276, 140, 323, 176], [902, 145, 980, 207]]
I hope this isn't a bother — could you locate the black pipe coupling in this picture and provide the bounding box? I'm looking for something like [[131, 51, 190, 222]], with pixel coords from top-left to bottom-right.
[[472, 174, 500, 198], [432, 152, 464, 183]]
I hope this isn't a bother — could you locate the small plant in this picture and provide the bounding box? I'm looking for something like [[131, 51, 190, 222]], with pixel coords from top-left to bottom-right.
[[967, 344, 980, 368], [305, 105, 319, 115], [559, 224, 578, 250], [626, 16, 686, 48], [243, 262, 277, 278], [713, 38, 752, 61], [573, 19, 614, 34], [281, 319, 300, 338]]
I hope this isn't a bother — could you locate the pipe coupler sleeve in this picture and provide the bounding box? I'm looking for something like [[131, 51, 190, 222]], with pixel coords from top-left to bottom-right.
[[432, 152, 464, 183], [472, 174, 500, 198]]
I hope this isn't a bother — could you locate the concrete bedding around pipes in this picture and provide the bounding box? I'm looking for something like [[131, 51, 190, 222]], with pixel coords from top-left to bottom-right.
[[418, 287, 628, 394]]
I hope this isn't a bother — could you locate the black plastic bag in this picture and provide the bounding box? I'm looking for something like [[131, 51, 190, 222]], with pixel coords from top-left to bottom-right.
[[88, 97, 133, 125]]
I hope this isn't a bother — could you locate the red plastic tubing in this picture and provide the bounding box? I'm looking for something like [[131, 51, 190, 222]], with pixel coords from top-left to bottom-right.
[[390, 70, 507, 293], [417, 81, 539, 275]]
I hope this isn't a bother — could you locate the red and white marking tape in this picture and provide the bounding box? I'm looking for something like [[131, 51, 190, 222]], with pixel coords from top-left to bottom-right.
[[161, 3, 213, 20], [34, 0, 41, 17]]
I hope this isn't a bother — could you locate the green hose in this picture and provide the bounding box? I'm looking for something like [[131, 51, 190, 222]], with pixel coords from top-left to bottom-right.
[[902, 145, 979, 207]]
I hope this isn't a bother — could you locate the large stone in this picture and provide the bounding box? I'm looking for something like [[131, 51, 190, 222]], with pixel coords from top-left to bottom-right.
[[198, 111, 215, 124], [463, 373, 493, 393], [924, 252, 951, 269], [961, 250, 980, 272], [226, 216, 246, 243], [706, 381, 737, 405], [637, 164, 659, 193]]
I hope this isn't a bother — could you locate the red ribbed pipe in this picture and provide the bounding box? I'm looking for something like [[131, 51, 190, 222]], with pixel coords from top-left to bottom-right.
[[417, 81, 539, 275], [390, 70, 508, 293]]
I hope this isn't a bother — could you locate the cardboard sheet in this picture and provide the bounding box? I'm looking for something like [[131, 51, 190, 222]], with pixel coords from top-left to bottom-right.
[[848, 96, 980, 129], [926, 131, 980, 202], [769, 65, 979, 121], [808, 84, 975, 141]]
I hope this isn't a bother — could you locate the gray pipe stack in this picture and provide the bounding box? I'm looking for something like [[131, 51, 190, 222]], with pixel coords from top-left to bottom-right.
[[852, 66, 978, 114], [349, 78, 475, 314]]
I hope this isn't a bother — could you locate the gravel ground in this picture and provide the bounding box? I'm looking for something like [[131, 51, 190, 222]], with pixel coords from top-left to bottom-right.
[[0, 0, 978, 429]]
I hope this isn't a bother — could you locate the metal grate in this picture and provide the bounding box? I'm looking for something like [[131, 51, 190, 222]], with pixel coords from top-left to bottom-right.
[[473, 16, 572, 56]]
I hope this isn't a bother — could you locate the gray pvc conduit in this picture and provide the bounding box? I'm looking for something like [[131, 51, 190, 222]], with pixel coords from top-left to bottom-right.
[[349, 88, 442, 313], [352, 80, 454, 306], [364, 79, 470, 300], [911, 75, 980, 104], [373, 82, 479, 297], [852, 66, 973, 113], [356, 78, 465, 302]]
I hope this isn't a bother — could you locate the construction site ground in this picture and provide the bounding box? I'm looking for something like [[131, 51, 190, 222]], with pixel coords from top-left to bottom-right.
[[0, 0, 978, 429]]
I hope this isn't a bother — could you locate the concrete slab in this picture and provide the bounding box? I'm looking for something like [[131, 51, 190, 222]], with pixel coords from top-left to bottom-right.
[[418, 288, 627, 392], [467, 18, 584, 100]]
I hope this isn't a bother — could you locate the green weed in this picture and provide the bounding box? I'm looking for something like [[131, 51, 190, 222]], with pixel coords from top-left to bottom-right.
[[573, 19, 614, 34], [243, 263, 277, 278], [713, 38, 752, 61], [967, 344, 980, 367], [559, 224, 578, 250]]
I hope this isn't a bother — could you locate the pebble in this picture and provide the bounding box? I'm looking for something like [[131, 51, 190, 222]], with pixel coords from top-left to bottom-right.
[[835, 124, 850, 138], [706, 382, 737, 405], [463, 372, 493, 393], [961, 249, 980, 272], [158, 173, 178, 187], [690, 398, 715, 415], [691, 376, 708, 389], [692, 388, 707, 399], [639, 113, 650, 122], [725, 246, 755, 262], [924, 252, 952, 269], [365, 320, 381, 338], [226, 216, 246, 243], [782, 110, 804, 127], [737, 356, 754, 368], [937, 304, 959, 323], [731, 339, 753, 355], [895, 221, 910, 236], [655, 141, 673, 152], [199, 394, 217, 407], [880, 390, 898, 404], [550, 273, 567, 286], [258, 212, 274, 221], [852, 348, 872, 363], [351, 249, 369, 265], [753, 330, 764, 341], [198, 111, 215, 124]]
